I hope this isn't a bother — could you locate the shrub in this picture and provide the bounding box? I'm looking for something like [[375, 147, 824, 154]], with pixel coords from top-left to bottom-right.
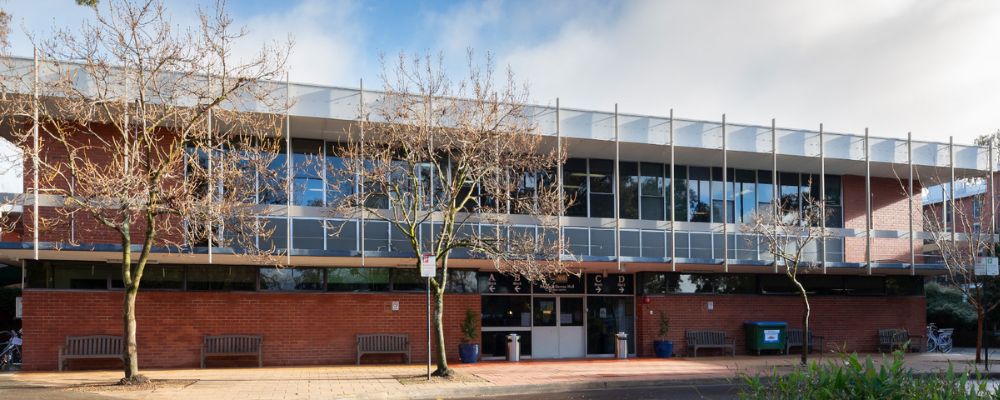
[[739, 351, 997, 400]]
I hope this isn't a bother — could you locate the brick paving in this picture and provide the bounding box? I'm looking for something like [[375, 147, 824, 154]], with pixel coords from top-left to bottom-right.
[[0, 353, 990, 400]]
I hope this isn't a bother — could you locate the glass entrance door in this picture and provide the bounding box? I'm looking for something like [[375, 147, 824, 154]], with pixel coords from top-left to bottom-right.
[[586, 296, 635, 355], [531, 296, 585, 358]]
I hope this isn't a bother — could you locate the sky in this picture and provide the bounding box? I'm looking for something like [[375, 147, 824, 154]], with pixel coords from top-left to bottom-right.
[[2, 0, 1000, 191]]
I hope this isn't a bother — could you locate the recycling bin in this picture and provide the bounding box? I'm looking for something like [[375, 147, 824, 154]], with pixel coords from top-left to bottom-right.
[[615, 332, 628, 359], [506, 333, 521, 362], [744, 321, 787, 355]]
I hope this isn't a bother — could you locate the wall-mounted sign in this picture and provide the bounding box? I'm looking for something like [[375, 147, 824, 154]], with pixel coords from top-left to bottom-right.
[[420, 254, 436, 277], [586, 273, 634, 295], [976, 257, 999, 276], [478, 272, 528, 294], [532, 273, 584, 294]]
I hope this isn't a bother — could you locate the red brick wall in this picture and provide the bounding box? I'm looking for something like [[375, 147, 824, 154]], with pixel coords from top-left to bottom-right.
[[636, 294, 925, 357], [21, 290, 480, 371], [842, 175, 923, 263]]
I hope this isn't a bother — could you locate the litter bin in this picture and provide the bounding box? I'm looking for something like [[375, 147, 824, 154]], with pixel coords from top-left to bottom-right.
[[614, 332, 628, 359], [744, 321, 787, 355], [506, 333, 521, 362]]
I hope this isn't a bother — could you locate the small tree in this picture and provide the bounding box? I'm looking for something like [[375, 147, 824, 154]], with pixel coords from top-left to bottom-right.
[[742, 191, 827, 365], [4, 0, 289, 383], [658, 310, 670, 339], [461, 309, 478, 343], [330, 51, 569, 376]]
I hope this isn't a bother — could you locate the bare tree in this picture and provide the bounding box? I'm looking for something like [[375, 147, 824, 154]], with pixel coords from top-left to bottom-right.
[[742, 187, 828, 365], [923, 175, 999, 364], [329, 52, 570, 376], [3, 0, 289, 384]]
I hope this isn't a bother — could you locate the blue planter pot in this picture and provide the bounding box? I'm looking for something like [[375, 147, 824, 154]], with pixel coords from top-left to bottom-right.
[[654, 340, 674, 358], [459, 343, 480, 363]]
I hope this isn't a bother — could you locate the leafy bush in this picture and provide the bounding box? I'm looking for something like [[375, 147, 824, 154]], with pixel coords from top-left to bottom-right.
[[461, 309, 478, 342], [927, 282, 977, 346], [739, 351, 998, 400]]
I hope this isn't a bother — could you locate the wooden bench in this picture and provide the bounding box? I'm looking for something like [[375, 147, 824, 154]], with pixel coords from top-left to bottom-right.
[[357, 334, 410, 365], [58, 335, 123, 371], [878, 328, 922, 353], [201, 335, 263, 368], [786, 329, 825, 354], [685, 330, 735, 357]]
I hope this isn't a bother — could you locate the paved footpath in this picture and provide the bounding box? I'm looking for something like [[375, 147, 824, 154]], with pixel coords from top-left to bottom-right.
[[0, 352, 990, 400]]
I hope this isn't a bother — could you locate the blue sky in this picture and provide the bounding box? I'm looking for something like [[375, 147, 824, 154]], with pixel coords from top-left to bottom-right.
[[4, 0, 1000, 145]]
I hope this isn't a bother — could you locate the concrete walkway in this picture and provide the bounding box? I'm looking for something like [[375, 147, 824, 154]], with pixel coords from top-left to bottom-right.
[[0, 353, 990, 400]]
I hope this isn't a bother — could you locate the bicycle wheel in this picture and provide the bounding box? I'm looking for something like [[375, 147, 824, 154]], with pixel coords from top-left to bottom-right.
[[925, 337, 936, 353], [939, 338, 952, 353], [0, 351, 11, 371]]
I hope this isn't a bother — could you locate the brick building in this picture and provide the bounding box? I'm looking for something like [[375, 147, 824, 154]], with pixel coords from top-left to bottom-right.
[[0, 56, 991, 370]]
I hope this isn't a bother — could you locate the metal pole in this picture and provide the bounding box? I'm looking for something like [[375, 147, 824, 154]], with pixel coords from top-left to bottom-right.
[[285, 72, 292, 265], [207, 106, 214, 264], [819, 124, 826, 273], [772, 119, 778, 273], [950, 136, 956, 245], [359, 80, 366, 266], [427, 275, 431, 380], [865, 128, 872, 274], [989, 137, 996, 372], [990, 137, 997, 258], [32, 48, 39, 260], [722, 114, 728, 271], [669, 109, 676, 271], [614, 104, 622, 271], [557, 99, 563, 263], [908, 132, 915, 274]]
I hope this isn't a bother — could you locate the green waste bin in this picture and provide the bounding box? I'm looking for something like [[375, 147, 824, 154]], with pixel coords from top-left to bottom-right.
[[744, 321, 787, 355]]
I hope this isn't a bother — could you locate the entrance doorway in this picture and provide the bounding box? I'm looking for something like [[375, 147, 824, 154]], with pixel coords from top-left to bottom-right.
[[531, 296, 585, 358], [586, 296, 636, 355]]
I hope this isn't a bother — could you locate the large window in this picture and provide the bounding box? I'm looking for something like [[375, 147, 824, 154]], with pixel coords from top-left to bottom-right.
[[481, 296, 531, 327], [260, 267, 323, 291], [589, 159, 615, 218], [260, 143, 288, 205], [619, 161, 639, 219], [688, 167, 711, 222], [186, 265, 257, 291], [325, 143, 354, 207], [563, 158, 588, 217], [327, 267, 390, 292], [640, 162, 665, 221], [291, 139, 324, 206]]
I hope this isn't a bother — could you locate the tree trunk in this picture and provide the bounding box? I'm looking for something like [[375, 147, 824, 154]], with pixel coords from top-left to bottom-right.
[[123, 285, 140, 380], [431, 286, 451, 376], [977, 307, 985, 364], [800, 290, 811, 366]]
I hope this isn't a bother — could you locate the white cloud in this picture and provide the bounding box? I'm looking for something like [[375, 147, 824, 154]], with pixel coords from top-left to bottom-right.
[[490, 0, 1000, 143], [235, 0, 363, 86]]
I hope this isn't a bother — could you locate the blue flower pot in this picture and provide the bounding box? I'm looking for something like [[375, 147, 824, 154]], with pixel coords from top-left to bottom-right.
[[459, 343, 480, 363], [654, 340, 674, 358]]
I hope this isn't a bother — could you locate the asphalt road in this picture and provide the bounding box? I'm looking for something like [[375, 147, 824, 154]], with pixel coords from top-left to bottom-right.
[[450, 383, 742, 400]]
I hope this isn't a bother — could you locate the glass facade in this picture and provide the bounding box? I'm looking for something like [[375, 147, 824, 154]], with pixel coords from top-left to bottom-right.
[[638, 272, 924, 296], [24, 261, 481, 293]]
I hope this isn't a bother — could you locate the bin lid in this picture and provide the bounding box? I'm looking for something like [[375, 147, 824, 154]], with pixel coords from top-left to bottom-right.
[[743, 321, 788, 326]]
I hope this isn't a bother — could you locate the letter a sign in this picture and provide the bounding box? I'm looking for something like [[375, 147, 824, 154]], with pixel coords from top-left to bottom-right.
[[420, 253, 436, 277]]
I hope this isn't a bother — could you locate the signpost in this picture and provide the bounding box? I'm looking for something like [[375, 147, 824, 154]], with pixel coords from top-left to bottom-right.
[[420, 253, 435, 380], [976, 257, 998, 371]]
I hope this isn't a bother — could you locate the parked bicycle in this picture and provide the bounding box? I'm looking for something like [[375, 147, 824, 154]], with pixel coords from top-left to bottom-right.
[[0, 329, 22, 370], [926, 323, 954, 353]]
